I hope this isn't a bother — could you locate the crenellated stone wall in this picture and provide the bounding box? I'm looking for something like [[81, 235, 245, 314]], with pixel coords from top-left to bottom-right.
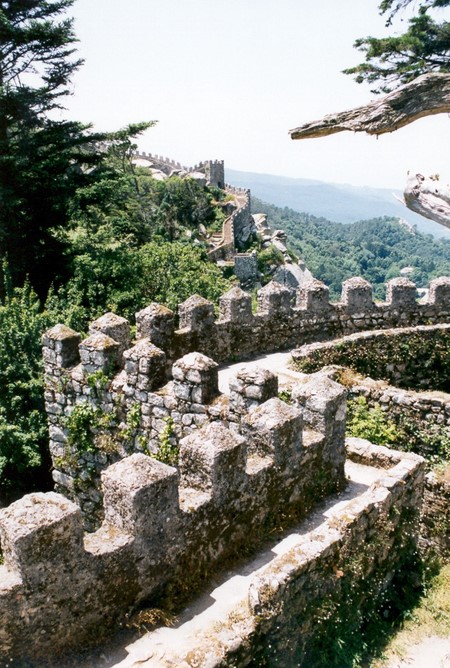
[[131, 276, 450, 366], [41, 275, 450, 528], [0, 435, 424, 666], [132, 153, 225, 188], [131, 440, 424, 668], [43, 313, 346, 528], [0, 372, 349, 662]]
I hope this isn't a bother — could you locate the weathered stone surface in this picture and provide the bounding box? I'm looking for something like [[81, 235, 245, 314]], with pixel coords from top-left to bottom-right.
[[135, 302, 175, 348]]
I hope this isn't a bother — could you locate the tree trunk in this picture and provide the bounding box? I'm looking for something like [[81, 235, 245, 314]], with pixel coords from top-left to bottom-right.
[[289, 72, 450, 139]]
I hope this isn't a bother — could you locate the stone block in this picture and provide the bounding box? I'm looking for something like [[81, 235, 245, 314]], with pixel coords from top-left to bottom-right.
[[341, 277, 374, 313], [229, 366, 278, 415], [292, 374, 347, 480], [79, 332, 119, 374], [296, 279, 331, 313], [42, 325, 81, 368], [123, 339, 166, 390], [257, 281, 291, 316], [178, 294, 215, 331], [219, 286, 253, 323], [386, 278, 417, 308], [0, 493, 84, 585], [135, 303, 175, 349], [172, 352, 219, 404], [89, 312, 131, 361], [179, 422, 246, 502], [244, 397, 303, 466], [102, 454, 179, 541], [426, 276, 450, 308]]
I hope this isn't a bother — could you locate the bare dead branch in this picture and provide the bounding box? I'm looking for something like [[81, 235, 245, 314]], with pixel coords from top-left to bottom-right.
[[403, 173, 450, 229], [289, 72, 450, 140]]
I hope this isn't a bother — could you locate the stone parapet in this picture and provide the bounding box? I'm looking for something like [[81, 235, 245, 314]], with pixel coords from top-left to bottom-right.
[[56, 440, 424, 667], [0, 382, 347, 662], [292, 323, 450, 391], [41, 277, 450, 527]]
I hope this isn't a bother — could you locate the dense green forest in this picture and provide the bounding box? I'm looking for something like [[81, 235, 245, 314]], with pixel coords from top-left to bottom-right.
[[252, 197, 450, 300]]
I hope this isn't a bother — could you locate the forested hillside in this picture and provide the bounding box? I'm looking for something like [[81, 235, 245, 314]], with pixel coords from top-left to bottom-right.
[[252, 197, 450, 300]]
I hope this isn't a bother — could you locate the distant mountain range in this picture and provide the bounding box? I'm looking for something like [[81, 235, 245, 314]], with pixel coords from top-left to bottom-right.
[[226, 168, 450, 240]]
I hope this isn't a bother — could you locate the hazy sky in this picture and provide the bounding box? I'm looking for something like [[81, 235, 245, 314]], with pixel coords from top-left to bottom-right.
[[64, 0, 450, 189]]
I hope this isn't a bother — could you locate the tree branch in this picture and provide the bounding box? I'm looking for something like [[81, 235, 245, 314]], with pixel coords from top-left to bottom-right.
[[403, 173, 450, 229], [289, 72, 450, 139]]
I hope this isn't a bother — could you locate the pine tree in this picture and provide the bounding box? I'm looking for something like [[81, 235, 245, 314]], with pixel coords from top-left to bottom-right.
[[0, 0, 104, 296], [344, 1, 450, 93]]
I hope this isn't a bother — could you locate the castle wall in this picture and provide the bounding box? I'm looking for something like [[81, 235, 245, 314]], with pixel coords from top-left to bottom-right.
[[42, 276, 450, 527], [0, 375, 348, 662], [349, 379, 450, 458], [346, 378, 450, 558], [128, 276, 450, 368], [108, 440, 424, 667]]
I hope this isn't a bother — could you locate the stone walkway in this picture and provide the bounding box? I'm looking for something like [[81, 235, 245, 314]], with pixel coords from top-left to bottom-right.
[[218, 349, 304, 394], [110, 460, 381, 668]]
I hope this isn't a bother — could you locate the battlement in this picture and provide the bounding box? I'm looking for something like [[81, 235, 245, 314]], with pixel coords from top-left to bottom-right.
[[41, 275, 449, 528], [0, 372, 347, 660], [129, 275, 447, 364], [132, 152, 225, 188]]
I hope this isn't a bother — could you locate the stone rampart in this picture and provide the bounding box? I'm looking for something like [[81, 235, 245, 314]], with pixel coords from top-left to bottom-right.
[[42, 276, 449, 526], [350, 378, 450, 458], [0, 375, 348, 662], [133, 151, 189, 174], [137, 276, 449, 366], [43, 318, 346, 527], [346, 378, 450, 557], [133, 153, 225, 188], [104, 440, 425, 667]]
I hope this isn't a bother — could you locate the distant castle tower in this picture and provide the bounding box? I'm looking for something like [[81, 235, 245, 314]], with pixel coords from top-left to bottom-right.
[[203, 160, 225, 189]]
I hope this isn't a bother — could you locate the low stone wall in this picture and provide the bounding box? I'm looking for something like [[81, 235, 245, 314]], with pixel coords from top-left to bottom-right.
[[347, 378, 450, 557], [116, 439, 424, 667], [350, 378, 450, 458], [422, 471, 450, 558], [0, 378, 347, 663], [292, 322, 450, 392]]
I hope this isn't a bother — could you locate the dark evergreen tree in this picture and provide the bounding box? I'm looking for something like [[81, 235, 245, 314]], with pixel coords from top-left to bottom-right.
[[0, 0, 104, 296], [344, 1, 450, 92]]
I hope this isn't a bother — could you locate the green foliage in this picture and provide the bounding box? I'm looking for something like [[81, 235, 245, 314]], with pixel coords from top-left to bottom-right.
[[121, 403, 142, 444], [257, 244, 285, 281], [86, 370, 111, 395], [49, 238, 232, 331], [0, 278, 53, 499], [154, 417, 178, 466], [395, 416, 450, 466], [253, 198, 450, 301], [0, 0, 109, 297], [347, 397, 450, 467], [65, 403, 99, 454], [344, 1, 450, 93], [347, 397, 400, 445]]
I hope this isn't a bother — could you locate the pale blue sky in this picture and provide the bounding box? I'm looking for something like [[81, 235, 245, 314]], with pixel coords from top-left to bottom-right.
[[64, 0, 450, 189]]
